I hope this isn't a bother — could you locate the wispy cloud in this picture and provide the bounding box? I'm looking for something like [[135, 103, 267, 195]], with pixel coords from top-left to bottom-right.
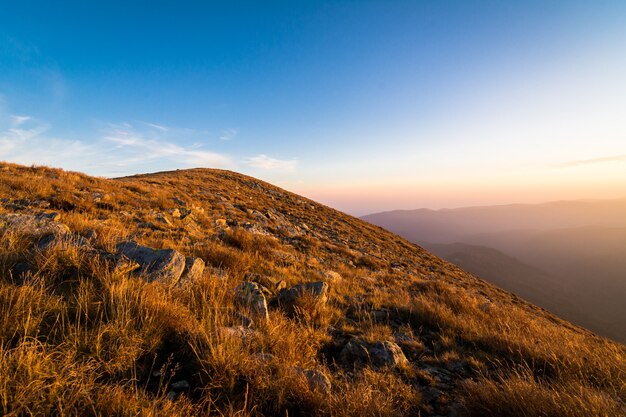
[[0, 109, 234, 175], [219, 128, 238, 141], [141, 121, 169, 131], [243, 154, 297, 171], [555, 154, 626, 168], [10, 115, 31, 126], [102, 123, 233, 168]]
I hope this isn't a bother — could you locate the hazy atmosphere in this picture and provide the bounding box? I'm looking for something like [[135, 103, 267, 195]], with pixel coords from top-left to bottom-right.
[[2, 1, 626, 214], [2, 2, 626, 416]]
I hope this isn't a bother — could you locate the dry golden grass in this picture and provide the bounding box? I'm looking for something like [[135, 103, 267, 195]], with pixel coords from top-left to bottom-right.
[[0, 161, 624, 416]]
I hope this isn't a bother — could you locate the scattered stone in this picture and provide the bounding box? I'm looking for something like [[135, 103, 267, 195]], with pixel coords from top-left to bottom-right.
[[179, 256, 205, 285], [37, 232, 91, 251], [233, 311, 254, 328], [116, 241, 186, 285], [170, 380, 190, 391], [368, 341, 409, 368], [11, 262, 34, 279], [245, 273, 286, 294], [235, 282, 269, 321], [339, 339, 371, 366], [394, 332, 413, 344], [293, 367, 332, 395], [35, 211, 62, 221], [217, 326, 256, 341], [99, 252, 141, 275], [152, 212, 174, 227], [170, 208, 182, 218], [323, 270, 342, 282], [339, 339, 408, 369], [278, 281, 329, 311], [179, 208, 192, 219]]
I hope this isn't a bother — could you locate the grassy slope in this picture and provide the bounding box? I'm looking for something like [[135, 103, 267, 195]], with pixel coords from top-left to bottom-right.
[[0, 163, 624, 416]]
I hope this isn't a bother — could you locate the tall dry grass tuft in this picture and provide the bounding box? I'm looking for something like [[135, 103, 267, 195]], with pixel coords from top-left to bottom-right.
[[461, 366, 626, 417]]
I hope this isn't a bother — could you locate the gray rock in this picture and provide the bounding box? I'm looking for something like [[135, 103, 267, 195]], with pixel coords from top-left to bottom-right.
[[368, 341, 408, 368], [170, 380, 190, 391], [217, 326, 256, 341], [0, 213, 69, 238], [179, 256, 205, 285], [323, 271, 342, 282], [340, 339, 408, 369], [235, 282, 269, 321], [116, 241, 186, 285], [278, 281, 329, 310], [99, 252, 141, 275], [339, 339, 371, 366], [233, 311, 254, 328], [37, 232, 91, 251], [293, 367, 332, 395]]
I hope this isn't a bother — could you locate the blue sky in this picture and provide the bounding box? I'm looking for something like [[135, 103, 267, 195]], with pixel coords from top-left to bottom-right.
[[2, 1, 626, 214]]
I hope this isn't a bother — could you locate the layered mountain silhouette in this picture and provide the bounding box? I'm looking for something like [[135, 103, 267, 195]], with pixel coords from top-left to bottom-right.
[[0, 163, 624, 416], [363, 199, 626, 343]]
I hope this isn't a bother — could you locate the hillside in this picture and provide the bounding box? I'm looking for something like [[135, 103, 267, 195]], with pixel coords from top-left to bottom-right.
[[363, 203, 626, 344], [361, 199, 626, 243], [0, 163, 624, 416]]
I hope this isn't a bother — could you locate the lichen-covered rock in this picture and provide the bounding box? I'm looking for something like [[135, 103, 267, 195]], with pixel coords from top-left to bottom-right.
[[116, 241, 186, 285], [278, 281, 329, 310], [235, 281, 269, 321]]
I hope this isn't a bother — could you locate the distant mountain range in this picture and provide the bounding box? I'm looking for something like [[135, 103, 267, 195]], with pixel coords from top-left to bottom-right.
[[362, 199, 626, 343]]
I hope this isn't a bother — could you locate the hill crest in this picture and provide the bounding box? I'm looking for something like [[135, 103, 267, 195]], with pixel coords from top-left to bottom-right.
[[0, 162, 624, 416]]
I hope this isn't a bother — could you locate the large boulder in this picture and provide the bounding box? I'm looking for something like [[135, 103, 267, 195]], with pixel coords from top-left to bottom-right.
[[116, 241, 186, 285], [278, 281, 329, 311], [235, 281, 269, 321]]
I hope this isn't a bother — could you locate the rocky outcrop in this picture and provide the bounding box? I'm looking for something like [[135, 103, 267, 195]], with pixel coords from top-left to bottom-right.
[[116, 241, 186, 285]]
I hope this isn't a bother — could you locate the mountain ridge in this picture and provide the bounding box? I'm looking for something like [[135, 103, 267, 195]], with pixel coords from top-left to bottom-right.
[[0, 162, 624, 416]]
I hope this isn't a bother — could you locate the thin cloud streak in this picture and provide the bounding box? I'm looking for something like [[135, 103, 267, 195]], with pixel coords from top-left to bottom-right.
[[243, 154, 297, 171], [220, 128, 238, 141], [555, 154, 626, 168]]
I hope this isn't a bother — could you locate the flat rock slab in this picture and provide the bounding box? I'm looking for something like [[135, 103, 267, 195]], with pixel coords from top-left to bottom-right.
[[0, 213, 69, 238], [116, 241, 186, 285]]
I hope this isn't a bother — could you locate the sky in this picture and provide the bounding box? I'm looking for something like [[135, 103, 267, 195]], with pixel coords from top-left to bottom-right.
[[1, 1, 626, 215]]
